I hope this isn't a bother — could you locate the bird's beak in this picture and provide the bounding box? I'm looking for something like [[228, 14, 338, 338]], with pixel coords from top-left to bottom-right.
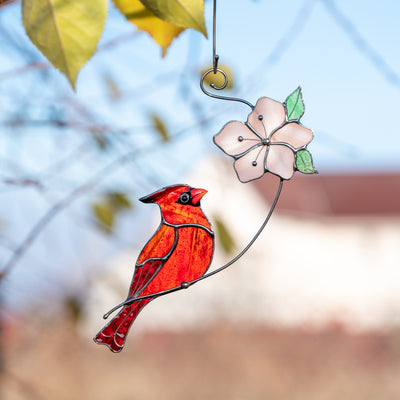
[[191, 188, 207, 205]]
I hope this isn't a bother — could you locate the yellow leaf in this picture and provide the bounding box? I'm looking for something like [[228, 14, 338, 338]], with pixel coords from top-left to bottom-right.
[[108, 192, 132, 210], [214, 216, 236, 255], [114, 0, 184, 56], [92, 201, 115, 235], [139, 0, 207, 37], [150, 113, 169, 141], [22, 0, 107, 90], [91, 191, 132, 234]]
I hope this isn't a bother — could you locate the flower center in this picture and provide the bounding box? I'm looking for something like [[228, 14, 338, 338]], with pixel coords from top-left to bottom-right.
[[261, 138, 270, 145]]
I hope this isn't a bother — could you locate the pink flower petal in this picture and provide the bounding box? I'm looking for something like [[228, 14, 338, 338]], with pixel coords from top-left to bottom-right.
[[266, 145, 295, 180], [271, 122, 313, 149], [214, 121, 260, 156], [234, 145, 267, 183], [247, 97, 286, 138]]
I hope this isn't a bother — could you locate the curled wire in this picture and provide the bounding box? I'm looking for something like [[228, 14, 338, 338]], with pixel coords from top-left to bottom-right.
[[200, 0, 254, 110], [200, 68, 254, 110]]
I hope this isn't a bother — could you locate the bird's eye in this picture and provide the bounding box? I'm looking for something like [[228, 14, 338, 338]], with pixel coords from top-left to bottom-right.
[[179, 192, 190, 204]]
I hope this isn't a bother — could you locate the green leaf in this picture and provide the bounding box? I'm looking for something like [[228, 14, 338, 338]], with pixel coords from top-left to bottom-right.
[[151, 113, 169, 142], [214, 216, 236, 255], [284, 86, 305, 122], [22, 0, 107, 90], [139, 0, 207, 37], [92, 201, 115, 234], [295, 149, 317, 174]]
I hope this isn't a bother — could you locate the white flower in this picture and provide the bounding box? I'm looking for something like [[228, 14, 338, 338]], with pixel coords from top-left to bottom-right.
[[214, 96, 314, 183]]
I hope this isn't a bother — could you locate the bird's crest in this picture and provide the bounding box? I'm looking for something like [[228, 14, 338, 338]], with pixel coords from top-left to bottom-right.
[[139, 184, 190, 204]]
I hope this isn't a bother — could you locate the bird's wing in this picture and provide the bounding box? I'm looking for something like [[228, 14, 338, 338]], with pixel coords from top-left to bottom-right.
[[142, 225, 214, 296], [128, 223, 178, 298]]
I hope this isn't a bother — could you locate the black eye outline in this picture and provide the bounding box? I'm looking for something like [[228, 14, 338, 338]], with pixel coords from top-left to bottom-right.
[[179, 192, 190, 204]]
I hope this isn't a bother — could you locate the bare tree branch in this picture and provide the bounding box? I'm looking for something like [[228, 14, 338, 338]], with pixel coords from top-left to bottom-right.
[[0, 113, 218, 281]]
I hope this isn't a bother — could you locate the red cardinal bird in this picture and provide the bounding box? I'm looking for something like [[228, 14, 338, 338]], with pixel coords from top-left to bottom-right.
[[94, 184, 214, 352]]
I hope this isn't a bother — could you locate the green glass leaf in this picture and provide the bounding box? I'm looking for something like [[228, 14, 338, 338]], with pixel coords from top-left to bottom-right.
[[22, 0, 107, 90], [295, 149, 317, 174], [139, 0, 207, 37], [284, 86, 305, 122]]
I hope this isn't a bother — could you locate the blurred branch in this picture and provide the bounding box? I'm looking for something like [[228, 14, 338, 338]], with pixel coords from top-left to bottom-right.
[[0, 117, 146, 134], [0, 32, 141, 83], [0, 61, 48, 82], [321, 0, 400, 90], [0, 114, 215, 281], [1, 178, 43, 189], [0, 149, 140, 280], [0, 0, 18, 9], [245, 0, 315, 93]]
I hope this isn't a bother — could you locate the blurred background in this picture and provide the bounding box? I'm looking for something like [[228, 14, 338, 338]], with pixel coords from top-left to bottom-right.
[[1, 0, 400, 399]]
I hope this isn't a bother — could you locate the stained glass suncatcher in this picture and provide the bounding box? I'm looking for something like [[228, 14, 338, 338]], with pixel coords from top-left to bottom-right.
[[213, 87, 317, 183]]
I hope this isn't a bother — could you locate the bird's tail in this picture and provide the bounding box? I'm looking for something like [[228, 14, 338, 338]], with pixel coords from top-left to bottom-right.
[[94, 299, 150, 352]]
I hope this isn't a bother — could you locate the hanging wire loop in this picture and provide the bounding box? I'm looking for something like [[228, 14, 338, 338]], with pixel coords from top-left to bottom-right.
[[213, 55, 219, 73], [201, 68, 228, 91], [200, 68, 255, 110], [199, 0, 254, 110]]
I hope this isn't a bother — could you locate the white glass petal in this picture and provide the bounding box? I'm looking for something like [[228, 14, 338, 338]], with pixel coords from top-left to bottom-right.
[[271, 122, 313, 149], [247, 97, 286, 138], [233, 145, 267, 183], [214, 121, 260, 156], [266, 144, 295, 180]]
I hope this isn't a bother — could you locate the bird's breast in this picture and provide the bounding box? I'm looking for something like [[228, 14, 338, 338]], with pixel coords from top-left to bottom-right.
[[142, 225, 214, 296]]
